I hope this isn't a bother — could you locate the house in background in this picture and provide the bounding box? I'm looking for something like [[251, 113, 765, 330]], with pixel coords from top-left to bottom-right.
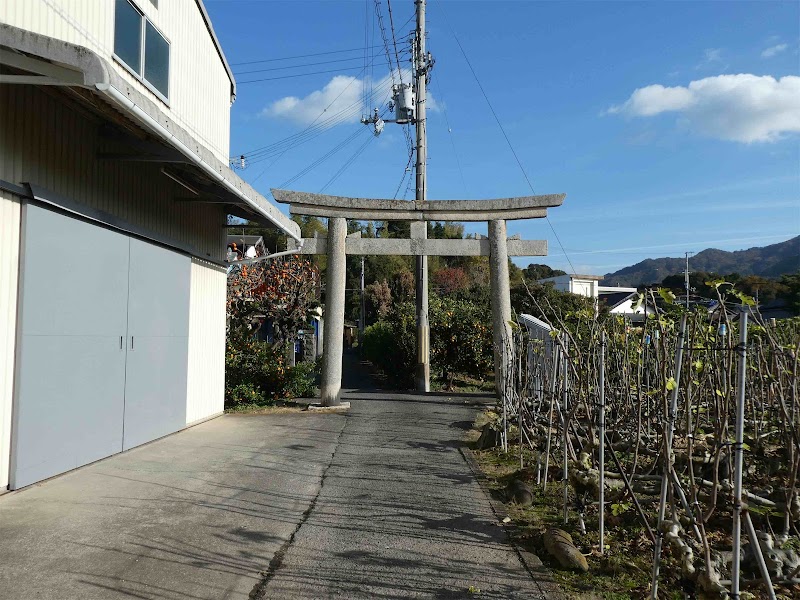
[[539, 274, 650, 321], [598, 288, 653, 322], [227, 234, 267, 261], [0, 0, 300, 491], [539, 273, 604, 297]]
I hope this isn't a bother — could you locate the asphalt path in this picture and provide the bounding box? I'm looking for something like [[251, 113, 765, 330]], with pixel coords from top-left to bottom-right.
[[258, 355, 559, 599]]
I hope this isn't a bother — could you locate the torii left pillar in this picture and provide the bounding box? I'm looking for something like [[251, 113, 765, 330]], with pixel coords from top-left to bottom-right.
[[320, 217, 347, 406], [489, 219, 512, 395]]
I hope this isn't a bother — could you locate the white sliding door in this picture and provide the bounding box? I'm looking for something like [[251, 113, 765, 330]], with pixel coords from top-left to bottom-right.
[[122, 238, 190, 450], [11, 205, 129, 489], [11, 207, 195, 488]]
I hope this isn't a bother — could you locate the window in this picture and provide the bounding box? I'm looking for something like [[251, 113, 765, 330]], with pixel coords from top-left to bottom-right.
[[114, 0, 170, 100], [114, 0, 141, 73], [144, 21, 169, 96]]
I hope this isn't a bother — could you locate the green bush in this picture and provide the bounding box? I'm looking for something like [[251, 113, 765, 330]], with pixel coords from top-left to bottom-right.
[[283, 360, 318, 399], [226, 382, 262, 407], [225, 337, 318, 408], [361, 322, 395, 367], [362, 297, 493, 389], [430, 297, 494, 387], [362, 312, 416, 387]]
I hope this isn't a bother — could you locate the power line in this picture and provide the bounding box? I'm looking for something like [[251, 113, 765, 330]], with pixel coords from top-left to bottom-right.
[[251, 98, 382, 188], [320, 132, 377, 193], [432, 76, 468, 198], [240, 61, 396, 158], [386, 0, 405, 86], [228, 11, 415, 67], [435, 0, 578, 275], [374, 0, 398, 87], [404, 166, 415, 200], [363, 0, 371, 112], [247, 76, 375, 182], [240, 37, 406, 167], [247, 105, 363, 167], [244, 76, 395, 165], [278, 127, 369, 189], [393, 147, 415, 199], [238, 62, 395, 85], [275, 89, 393, 189], [235, 11, 416, 84], [230, 45, 385, 66], [246, 86, 383, 160], [239, 10, 415, 188], [234, 48, 409, 77], [385, 1, 414, 157], [234, 55, 383, 76]]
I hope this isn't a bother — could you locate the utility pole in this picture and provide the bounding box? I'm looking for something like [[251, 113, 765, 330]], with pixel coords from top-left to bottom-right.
[[359, 256, 365, 347], [360, 0, 433, 391], [684, 251, 692, 310], [414, 0, 431, 392]]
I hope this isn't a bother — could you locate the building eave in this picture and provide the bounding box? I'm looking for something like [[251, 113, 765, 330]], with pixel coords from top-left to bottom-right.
[[0, 24, 300, 240]]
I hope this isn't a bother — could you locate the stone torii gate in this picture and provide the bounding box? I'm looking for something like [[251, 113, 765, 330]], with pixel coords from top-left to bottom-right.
[[272, 189, 565, 406]]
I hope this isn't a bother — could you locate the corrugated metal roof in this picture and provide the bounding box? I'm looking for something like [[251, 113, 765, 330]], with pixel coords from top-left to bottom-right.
[[519, 313, 553, 332]]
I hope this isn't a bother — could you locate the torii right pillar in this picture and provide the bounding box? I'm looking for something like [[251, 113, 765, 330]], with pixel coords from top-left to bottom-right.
[[489, 219, 513, 396]]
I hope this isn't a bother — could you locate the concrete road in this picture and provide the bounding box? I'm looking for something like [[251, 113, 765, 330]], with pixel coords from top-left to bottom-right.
[[0, 413, 346, 600], [1, 355, 559, 599]]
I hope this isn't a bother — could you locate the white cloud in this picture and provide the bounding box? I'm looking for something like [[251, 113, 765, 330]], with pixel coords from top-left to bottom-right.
[[261, 75, 368, 126], [696, 48, 725, 70], [261, 69, 436, 127], [607, 84, 692, 116], [761, 43, 788, 58], [703, 48, 722, 62], [607, 74, 800, 143]]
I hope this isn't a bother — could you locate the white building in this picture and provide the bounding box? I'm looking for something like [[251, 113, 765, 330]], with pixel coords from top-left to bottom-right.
[[600, 288, 650, 321], [0, 0, 300, 490], [539, 274, 649, 321], [539, 273, 604, 297]]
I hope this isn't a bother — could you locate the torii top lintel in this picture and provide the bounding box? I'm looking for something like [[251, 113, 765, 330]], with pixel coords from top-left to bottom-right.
[[271, 189, 565, 222]]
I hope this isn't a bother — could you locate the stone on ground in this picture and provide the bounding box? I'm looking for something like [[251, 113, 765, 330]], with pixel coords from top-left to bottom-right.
[[543, 527, 589, 572], [507, 478, 534, 506]]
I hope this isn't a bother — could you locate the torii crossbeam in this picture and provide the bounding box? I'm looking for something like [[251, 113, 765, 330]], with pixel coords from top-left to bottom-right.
[[272, 189, 566, 406]]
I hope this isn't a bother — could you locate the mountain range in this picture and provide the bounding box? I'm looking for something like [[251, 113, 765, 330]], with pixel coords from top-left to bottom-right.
[[601, 236, 800, 287]]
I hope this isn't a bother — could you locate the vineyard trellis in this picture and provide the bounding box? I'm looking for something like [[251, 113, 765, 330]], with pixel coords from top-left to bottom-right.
[[499, 284, 800, 598]]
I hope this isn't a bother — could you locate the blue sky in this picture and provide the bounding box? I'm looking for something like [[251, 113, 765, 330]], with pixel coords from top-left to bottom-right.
[[206, 0, 800, 275]]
